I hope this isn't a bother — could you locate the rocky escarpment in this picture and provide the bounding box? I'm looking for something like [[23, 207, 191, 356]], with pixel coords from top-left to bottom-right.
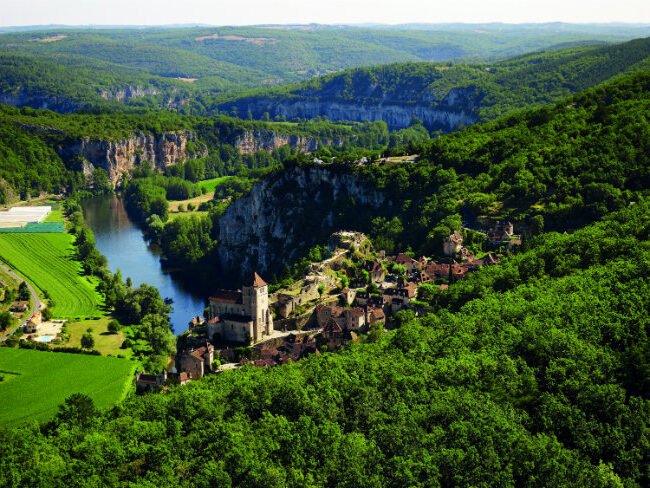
[[98, 85, 160, 102], [221, 86, 480, 131], [234, 129, 346, 154], [216, 166, 389, 281], [0, 85, 177, 113], [57, 131, 204, 184], [0, 91, 84, 113]]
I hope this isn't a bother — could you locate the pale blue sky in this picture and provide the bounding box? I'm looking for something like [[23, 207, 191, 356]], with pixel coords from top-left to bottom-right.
[[0, 0, 648, 27]]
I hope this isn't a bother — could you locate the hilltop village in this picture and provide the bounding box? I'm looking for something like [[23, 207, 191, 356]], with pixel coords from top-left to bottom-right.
[[139, 221, 522, 390]]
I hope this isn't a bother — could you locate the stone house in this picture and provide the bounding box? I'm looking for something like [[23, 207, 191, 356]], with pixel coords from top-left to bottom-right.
[[135, 371, 167, 393], [340, 288, 356, 306], [443, 231, 463, 256], [382, 283, 418, 312], [315, 304, 367, 332], [25, 310, 42, 334], [488, 221, 514, 243], [207, 273, 274, 344], [367, 307, 385, 326], [179, 342, 214, 380], [365, 259, 385, 283], [394, 253, 419, 273]]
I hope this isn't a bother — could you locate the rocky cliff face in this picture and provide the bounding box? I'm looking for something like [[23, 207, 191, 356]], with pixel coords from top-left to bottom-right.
[[57, 131, 202, 184], [222, 86, 480, 131], [98, 85, 160, 103], [0, 91, 83, 113], [0, 85, 174, 113], [216, 166, 388, 281], [234, 129, 345, 154]]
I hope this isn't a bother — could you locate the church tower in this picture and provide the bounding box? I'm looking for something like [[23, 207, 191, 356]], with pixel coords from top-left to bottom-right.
[[242, 272, 273, 342]]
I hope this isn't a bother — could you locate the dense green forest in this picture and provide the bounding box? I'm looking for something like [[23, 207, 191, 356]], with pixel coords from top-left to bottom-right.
[[1, 199, 647, 487], [1, 25, 649, 115], [219, 37, 650, 128]]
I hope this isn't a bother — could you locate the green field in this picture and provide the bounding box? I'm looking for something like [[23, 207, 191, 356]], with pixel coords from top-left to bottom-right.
[[197, 176, 234, 192], [0, 234, 101, 318], [0, 348, 135, 426], [63, 317, 131, 358]]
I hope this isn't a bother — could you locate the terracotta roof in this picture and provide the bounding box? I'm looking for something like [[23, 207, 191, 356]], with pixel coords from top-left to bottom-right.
[[347, 307, 365, 318], [209, 290, 243, 305], [395, 253, 416, 265], [247, 272, 268, 288], [370, 307, 385, 320], [323, 317, 343, 334]]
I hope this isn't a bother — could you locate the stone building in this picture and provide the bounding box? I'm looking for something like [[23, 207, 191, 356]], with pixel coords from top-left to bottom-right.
[[179, 342, 214, 380], [207, 273, 274, 344], [443, 231, 463, 256]]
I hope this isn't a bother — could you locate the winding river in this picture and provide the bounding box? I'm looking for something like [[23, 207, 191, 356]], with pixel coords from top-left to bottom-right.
[[82, 195, 205, 335]]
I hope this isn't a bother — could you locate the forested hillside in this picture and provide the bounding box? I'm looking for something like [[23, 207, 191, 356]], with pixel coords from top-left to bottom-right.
[[1, 190, 647, 487], [0, 104, 389, 199], [220, 37, 650, 129], [190, 71, 649, 283], [1, 24, 649, 114]]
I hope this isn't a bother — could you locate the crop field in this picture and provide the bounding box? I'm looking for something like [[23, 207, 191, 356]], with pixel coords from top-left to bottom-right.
[[0, 348, 135, 426], [0, 234, 101, 318]]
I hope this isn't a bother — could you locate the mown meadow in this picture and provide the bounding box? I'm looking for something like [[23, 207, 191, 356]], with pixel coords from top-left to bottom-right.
[[0, 348, 135, 426], [0, 233, 102, 318]]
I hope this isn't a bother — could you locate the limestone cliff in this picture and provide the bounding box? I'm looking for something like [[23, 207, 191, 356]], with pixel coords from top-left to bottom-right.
[[57, 131, 203, 184], [215, 166, 389, 281], [221, 86, 480, 131], [234, 129, 346, 154]]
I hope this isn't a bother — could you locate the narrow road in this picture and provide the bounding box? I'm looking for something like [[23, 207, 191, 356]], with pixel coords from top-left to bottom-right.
[[0, 262, 41, 342]]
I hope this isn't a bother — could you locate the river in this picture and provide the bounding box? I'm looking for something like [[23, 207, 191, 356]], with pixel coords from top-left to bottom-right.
[[82, 195, 206, 335]]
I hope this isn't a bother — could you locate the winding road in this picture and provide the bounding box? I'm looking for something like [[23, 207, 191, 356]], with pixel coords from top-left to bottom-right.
[[0, 262, 41, 342]]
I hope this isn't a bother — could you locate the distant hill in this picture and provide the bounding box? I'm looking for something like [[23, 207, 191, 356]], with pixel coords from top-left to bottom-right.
[[1, 24, 650, 113], [218, 37, 650, 130]]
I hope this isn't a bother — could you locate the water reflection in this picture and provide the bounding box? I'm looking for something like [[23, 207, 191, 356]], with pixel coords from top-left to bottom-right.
[[82, 195, 206, 334]]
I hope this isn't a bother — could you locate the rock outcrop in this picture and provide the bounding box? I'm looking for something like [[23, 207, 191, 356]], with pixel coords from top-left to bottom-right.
[[234, 129, 345, 154], [221, 86, 480, 131], [215, 166, 388, 282], [57, 131, 203, 184]]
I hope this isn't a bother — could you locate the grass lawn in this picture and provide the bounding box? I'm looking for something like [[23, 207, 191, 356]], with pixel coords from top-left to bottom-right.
[[43, 208, 64, 222], [168, 193, 214, 212], [61, 317, 132, 358], [0, 348, 135, 426], [197, 176, 234, 193], [168, 211, 209, 221], [0, 234, 102, 319]]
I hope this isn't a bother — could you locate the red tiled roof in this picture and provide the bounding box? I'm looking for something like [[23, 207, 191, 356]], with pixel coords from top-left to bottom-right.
[[395, 253, 416, 265], [247, 272, 268, 288], [370, 307, 385, 320], [209, 290, 243, 304], [347, 307, 365, 318], [323, 317, 343, 334]]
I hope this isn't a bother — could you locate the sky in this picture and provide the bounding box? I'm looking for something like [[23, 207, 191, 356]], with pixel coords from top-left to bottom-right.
[[0, 0, 649, 27]]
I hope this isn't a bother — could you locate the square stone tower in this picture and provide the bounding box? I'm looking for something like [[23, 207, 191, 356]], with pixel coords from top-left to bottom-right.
[[242, 272, 274, 342]]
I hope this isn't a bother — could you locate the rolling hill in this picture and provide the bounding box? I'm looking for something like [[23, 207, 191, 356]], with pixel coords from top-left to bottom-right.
[[1, 24, 650, 114], [219, 36, 650, 130]]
